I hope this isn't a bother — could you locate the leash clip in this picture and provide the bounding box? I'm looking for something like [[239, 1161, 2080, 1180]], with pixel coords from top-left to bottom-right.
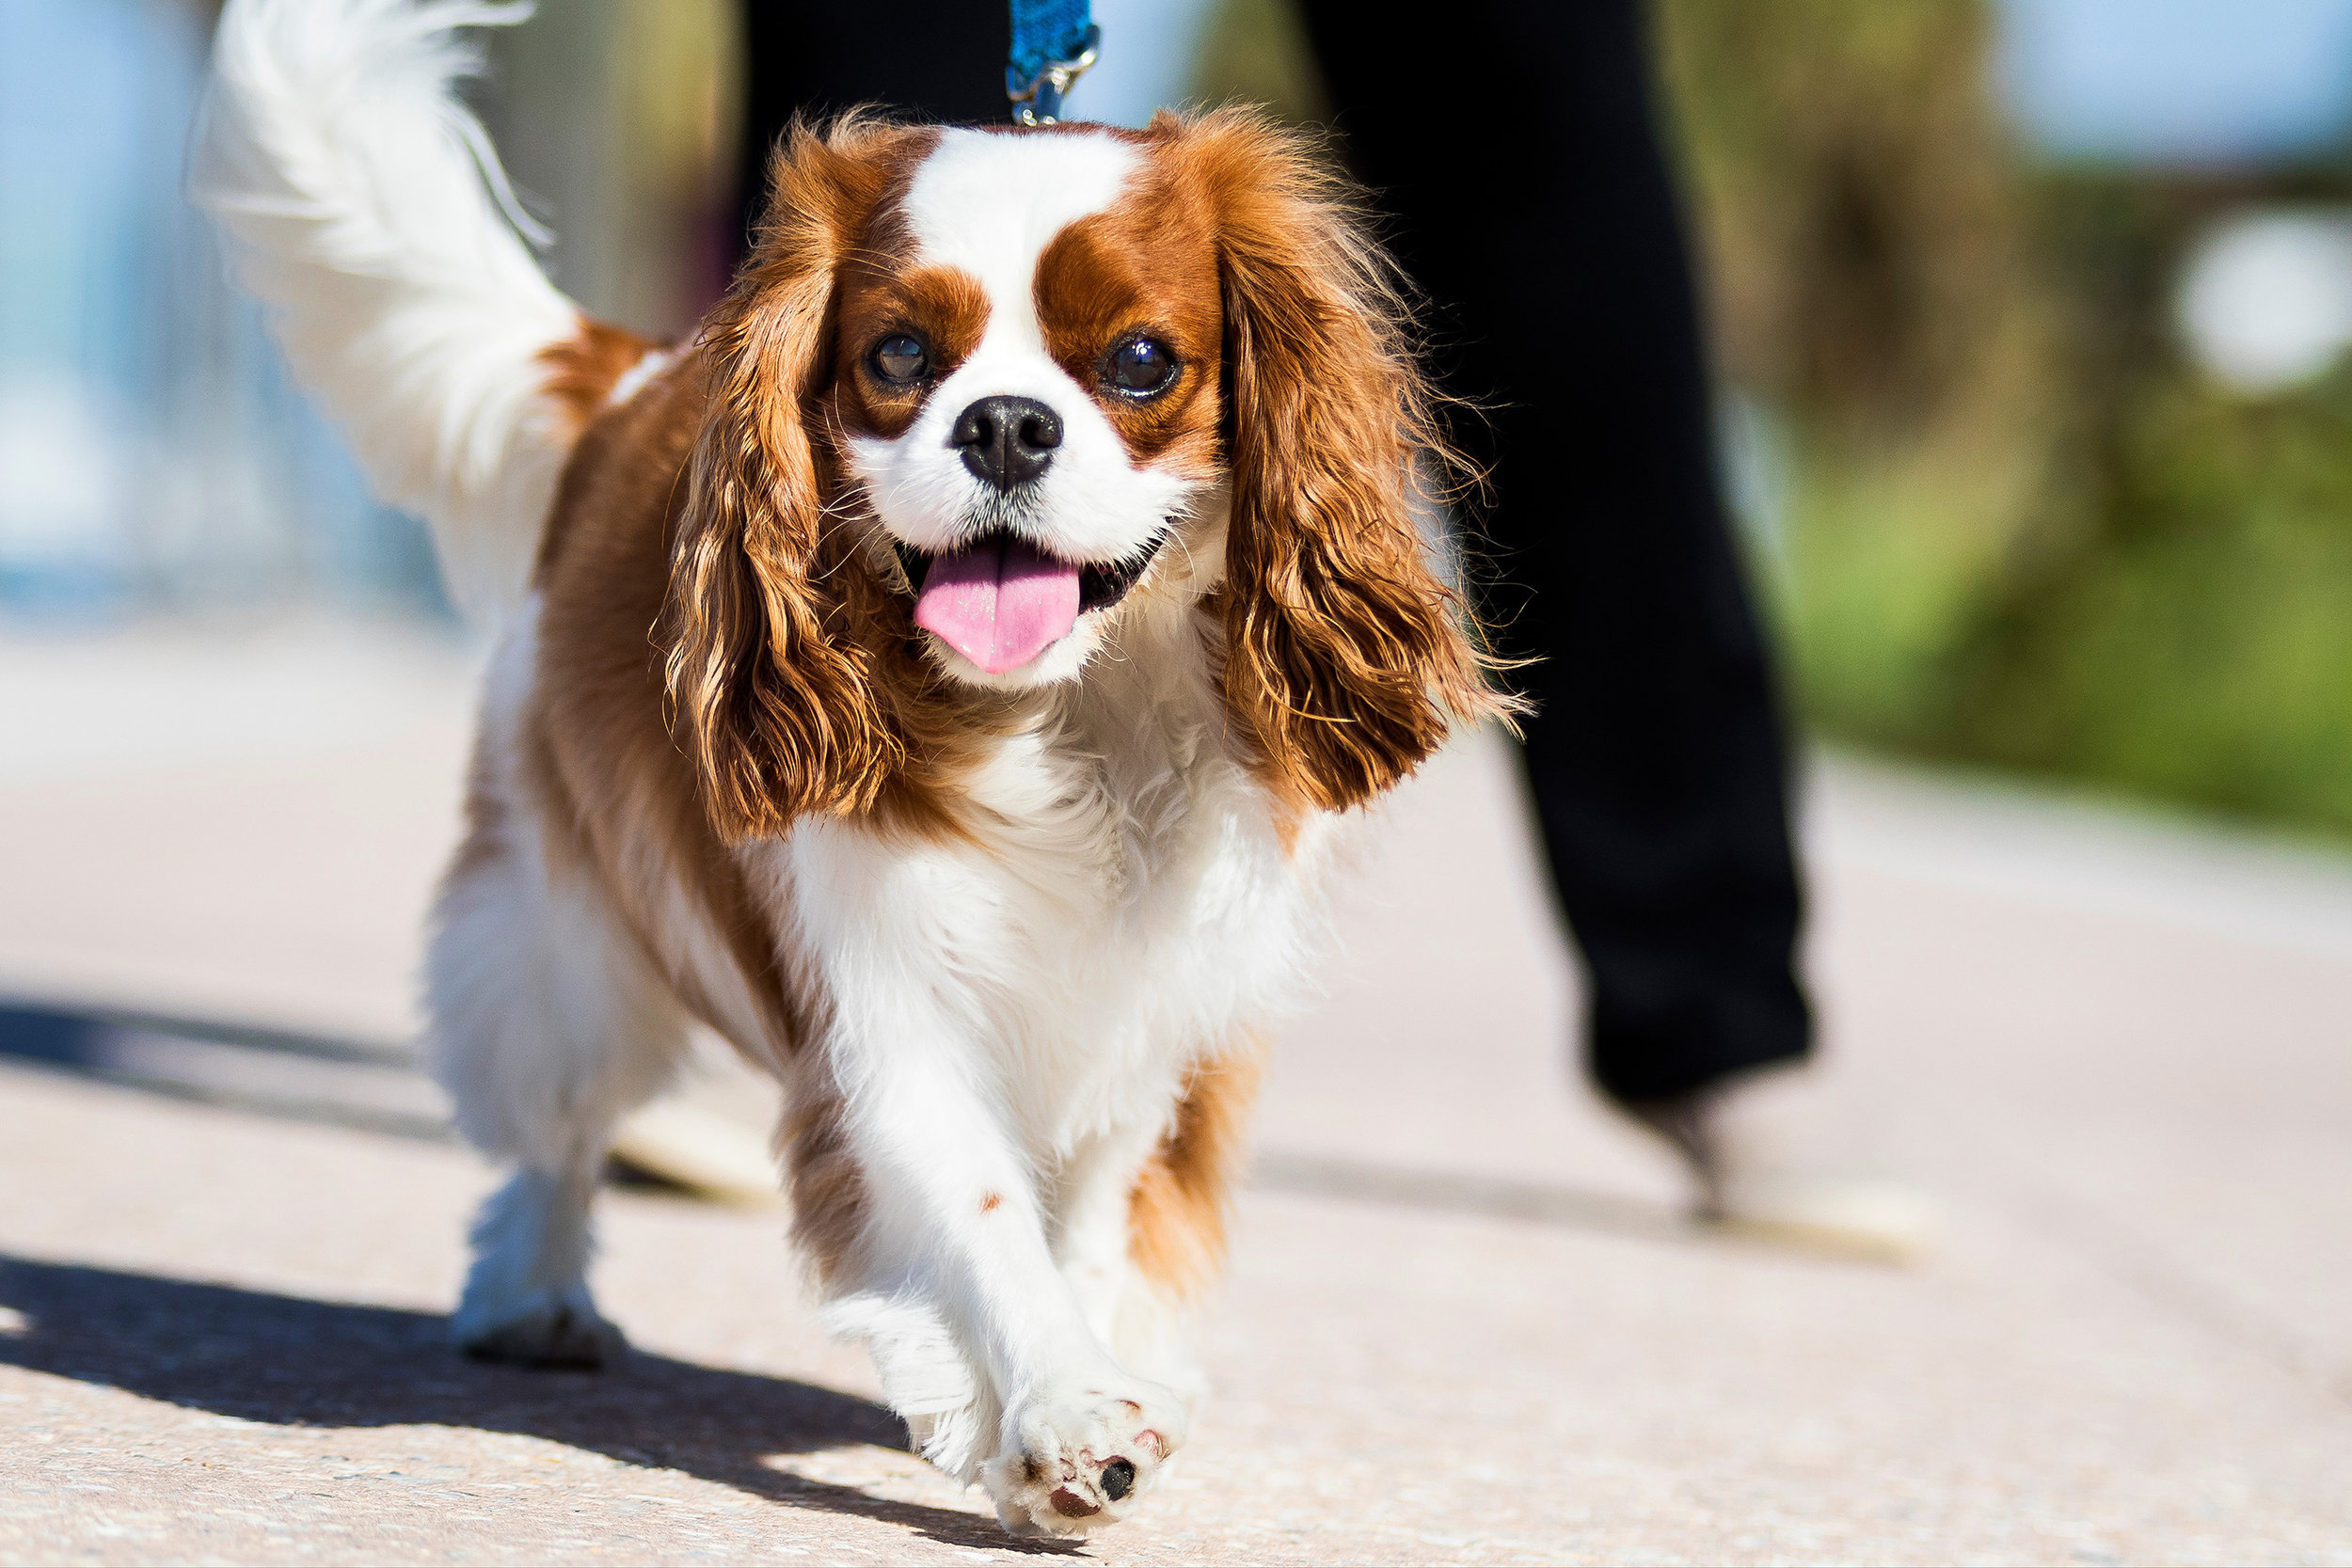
[[1009, 24, 1099, 125]]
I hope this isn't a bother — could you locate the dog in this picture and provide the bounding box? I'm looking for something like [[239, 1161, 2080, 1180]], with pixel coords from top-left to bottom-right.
[[197, 0, 1502, 1536]]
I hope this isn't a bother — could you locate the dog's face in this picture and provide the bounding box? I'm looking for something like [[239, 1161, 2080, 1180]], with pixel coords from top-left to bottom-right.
[[668, 110, 1502, 840], [834, 130, 1223, 688]]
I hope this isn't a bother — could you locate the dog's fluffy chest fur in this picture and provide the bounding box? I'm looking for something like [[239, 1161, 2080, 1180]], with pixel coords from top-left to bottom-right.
[[763, 616, 1340, 1159]]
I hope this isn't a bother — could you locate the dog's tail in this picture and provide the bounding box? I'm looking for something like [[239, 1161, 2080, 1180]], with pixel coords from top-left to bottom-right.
[[193, 0, 626, 621]]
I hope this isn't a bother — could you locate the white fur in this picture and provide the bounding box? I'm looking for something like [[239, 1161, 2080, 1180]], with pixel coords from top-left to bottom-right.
[[426, 604, 692, 1361], [425, 604, 691, 1164], [607, 348, 675, 410], [848, 129, 1207, 691], [192, 0, 583, 622]]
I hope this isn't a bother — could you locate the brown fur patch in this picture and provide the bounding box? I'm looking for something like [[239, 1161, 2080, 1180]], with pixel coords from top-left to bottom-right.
[[532, 337, 881, 1276], [540, 319, 659, 441], [529, 352, 798, 1061], [1127, 1044, 1266, 1299], [444, 730, 513, 892], [1033, 175, 1224, 470], [781, 1050, 867, 1286], [832, 262, 991, 440]]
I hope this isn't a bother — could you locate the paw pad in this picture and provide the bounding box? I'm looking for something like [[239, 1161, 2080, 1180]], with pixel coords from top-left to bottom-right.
[[1101, 1458, 1136, 1501]]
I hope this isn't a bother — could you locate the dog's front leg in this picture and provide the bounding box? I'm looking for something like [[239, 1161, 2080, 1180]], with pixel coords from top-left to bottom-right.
[[817, 1008, 1185, 1536]]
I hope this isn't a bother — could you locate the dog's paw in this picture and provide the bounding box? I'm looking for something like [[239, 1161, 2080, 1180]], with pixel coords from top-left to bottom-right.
[[451, 1283, 626, 1370], [980, 1379, 1185, 1536]]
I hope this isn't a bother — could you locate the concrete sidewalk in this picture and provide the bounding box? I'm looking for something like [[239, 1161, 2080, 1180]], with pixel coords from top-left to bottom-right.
[[2, 619, 2348, 1564]]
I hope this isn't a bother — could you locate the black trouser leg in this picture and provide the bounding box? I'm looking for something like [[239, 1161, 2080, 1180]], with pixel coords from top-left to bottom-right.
[[1297, 0, 1812, 1104], [735, 2, 1007, 250]]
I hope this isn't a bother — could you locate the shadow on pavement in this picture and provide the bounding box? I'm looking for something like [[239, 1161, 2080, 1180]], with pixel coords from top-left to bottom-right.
[[1252, 1151, 1701, 1246], [0, 997, 452, 1142], [0, 999, 411, 1071], [0, 1255, 1076, 1556], [1, 999, 1737, 1256]]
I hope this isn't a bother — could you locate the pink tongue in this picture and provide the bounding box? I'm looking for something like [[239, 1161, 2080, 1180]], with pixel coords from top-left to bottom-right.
[[912, 533, 1083, 674]]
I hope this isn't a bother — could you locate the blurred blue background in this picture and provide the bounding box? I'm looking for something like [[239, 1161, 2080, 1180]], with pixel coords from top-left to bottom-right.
[[0, 0, 444, 622], [1997, 0, 2352, 163]]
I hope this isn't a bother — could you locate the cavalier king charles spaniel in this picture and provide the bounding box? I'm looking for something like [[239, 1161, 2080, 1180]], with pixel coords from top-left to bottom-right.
[[199, 0, 1502, 1535]]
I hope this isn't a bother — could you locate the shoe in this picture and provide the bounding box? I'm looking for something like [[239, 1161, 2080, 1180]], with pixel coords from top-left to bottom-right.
[[1625, 1067, 1934, 1262]]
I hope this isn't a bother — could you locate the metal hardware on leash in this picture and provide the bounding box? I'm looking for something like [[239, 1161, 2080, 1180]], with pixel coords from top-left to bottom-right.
[[1007, 1, 1099, 125], [1009, 31, 1099, 124]]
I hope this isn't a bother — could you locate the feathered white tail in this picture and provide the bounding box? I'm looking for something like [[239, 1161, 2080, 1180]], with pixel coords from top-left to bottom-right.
[[193, 0, 587, 621]]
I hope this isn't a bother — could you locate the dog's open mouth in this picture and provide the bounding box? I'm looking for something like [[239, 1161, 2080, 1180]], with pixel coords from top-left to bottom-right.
[[894, 528, 1166, 674]]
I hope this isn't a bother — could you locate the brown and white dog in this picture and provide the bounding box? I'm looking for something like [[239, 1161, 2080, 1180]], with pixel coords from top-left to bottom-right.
[[199, 0, 1501, 1535]]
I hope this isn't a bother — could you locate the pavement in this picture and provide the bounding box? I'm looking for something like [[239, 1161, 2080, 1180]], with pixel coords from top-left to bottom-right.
[[1, 616, 2348, 1565]]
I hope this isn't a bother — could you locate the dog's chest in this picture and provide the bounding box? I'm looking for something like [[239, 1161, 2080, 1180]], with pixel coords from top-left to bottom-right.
[[970, 706, 1321, 993], [778, 697, 1333, 1140]]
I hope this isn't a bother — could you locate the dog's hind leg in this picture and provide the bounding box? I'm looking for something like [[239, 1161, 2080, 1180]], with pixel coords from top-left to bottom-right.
[[425, 620, 689, 1367]]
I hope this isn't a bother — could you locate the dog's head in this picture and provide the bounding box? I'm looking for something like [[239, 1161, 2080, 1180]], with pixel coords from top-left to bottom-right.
[[667, 109, 1502, 842]]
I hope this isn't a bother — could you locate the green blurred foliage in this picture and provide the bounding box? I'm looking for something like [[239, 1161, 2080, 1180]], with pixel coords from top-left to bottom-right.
[[1664, 0, 2352, 836], [1938, 219, 2352, 830], [1195, 0, 1328, 122], [1656, 0, 2055, 750]]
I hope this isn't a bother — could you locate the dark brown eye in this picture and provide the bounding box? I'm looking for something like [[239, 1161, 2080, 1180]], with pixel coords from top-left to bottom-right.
[[870, 333, 929, 385], [1106, 336, 1176, 397]]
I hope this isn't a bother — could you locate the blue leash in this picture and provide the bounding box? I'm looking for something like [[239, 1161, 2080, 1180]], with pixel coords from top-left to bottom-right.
[[1007, 0, 1099, 124]]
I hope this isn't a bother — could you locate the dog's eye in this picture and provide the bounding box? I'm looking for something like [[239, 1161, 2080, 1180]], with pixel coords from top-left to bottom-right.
[[1106, 337, 1176, 397], [870, 334, 929, 386]]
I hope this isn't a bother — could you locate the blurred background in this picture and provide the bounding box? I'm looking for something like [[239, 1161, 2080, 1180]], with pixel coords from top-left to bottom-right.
[[15, 0, 2352, 837]]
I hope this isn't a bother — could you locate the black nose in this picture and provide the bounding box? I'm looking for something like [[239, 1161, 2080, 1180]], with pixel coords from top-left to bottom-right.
[[951, 395, 1061, 491]]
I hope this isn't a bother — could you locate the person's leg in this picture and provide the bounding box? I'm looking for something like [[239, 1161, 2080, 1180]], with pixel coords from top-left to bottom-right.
[[1296, 0, 1810, 1109], [1300, 1, 1929, 1255]]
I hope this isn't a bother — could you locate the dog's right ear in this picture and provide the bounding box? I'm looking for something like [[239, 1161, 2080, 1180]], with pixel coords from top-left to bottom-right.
[[665, 118, 914, 844], [1169, 109, 1508, 815]]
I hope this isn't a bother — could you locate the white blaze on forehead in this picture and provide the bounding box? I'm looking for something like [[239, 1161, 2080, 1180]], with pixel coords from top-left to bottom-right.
[[901, 129, 1142, 348]]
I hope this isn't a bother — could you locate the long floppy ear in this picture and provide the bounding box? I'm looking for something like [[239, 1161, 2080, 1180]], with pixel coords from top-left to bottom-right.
[[664, 117, 912, 843], [1184, 110, 1510, 813]]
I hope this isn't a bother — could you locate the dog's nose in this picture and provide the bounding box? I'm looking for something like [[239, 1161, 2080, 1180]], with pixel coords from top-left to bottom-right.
[[951, 395, 1061, 491]]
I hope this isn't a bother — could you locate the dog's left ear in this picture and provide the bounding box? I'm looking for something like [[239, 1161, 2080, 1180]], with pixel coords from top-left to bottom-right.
[[1180, 110, 1507, 814]]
